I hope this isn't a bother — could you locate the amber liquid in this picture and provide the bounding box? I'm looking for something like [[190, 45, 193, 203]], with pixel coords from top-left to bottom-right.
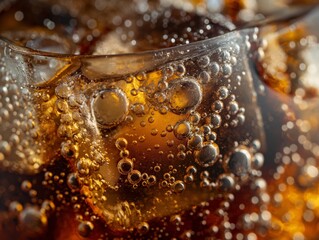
[[0, 1, 319, 240]]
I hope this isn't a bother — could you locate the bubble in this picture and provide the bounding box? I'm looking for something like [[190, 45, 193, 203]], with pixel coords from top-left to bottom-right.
[[115, 138, 128, 150], [217, 86, 229, 100], [92, 88, 129, 128], [0, 140, 11, 155], [189, 112, 201, 125], [227, 101, 239, 115], [217, 173, 235, 192], [194, 142, 219, 167], [237, 114, 245, 125], [199, 71, 210, 84], [251, 139, 261, 151], [173, 180, 185, 193], [219, 50, 231, 62], [41, 200, 55, 215], [56, 99, 69, 113], [67, 173, 80, 190], [127, 170, 142, 184], [9, 201, 23, 213], [136, 72, 147, 81], [210, 62, 220, 76], [19, 207, 48, 236], [168, 77, 202, 114], [226, 147, 252, 177], [252, 178, 267, 192], [76, 158, 91, 176], [221, 64, 232, 77], [130, 88, 138, 96], [252, 153, 264, 169], [55, 83, 71, 99], [78, 221, 94, 238], [170, 214, 182, 224], [147, 175, 157, 186], [137, 222, 149, 234], [176, 63, 186, 76], [186, 166, 197, 175], [212, 100, 224, 113], [131, 102, 145, 116], [208, 113, 222, 129], [61, 141, 79, 159], [174, 121, 191, 140], [154, 92, 166, 104], [187, 134, 203, 150], [68, 95, 83, 108], [21, 180, 32, 192], [197, 55, 210, 68], [297, 163, 319, 187], [232, 44, 240, 55], [117, 158, 134, 175]]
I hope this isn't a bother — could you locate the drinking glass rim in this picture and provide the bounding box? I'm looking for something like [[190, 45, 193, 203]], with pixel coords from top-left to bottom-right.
[[0, 29, 251, 60]]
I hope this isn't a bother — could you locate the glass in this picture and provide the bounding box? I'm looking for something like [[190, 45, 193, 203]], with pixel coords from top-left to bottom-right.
[[0, 1, 319, 239]]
